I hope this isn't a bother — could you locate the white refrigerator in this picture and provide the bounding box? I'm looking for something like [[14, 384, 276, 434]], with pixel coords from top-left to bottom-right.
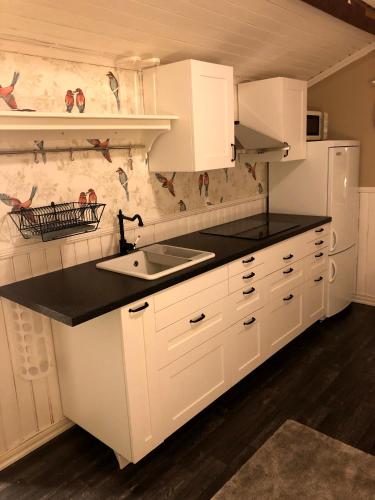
[[269, 140, 360, 317]]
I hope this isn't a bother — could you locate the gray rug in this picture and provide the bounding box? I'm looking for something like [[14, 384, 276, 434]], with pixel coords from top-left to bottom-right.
[[213, 420, 375, 500]]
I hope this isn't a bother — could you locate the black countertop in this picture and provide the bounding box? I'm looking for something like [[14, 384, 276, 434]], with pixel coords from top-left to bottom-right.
[[0, 213, 331, 326]]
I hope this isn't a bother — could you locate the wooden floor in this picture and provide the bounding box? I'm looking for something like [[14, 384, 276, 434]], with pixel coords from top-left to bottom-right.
[[1, 303, 374, 500]]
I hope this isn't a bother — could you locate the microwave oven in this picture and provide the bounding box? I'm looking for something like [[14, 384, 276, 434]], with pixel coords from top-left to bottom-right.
[[306, 111, 328, 141]]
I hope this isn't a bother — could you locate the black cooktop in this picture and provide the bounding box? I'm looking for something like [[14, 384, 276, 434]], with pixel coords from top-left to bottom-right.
[[201, 217, 299, 240]]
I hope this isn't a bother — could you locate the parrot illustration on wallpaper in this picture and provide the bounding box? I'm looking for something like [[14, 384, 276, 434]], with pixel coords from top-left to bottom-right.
[[178, 200, 187, 212], [198, 174, 203, 196], [34, 140, 47, 164], [65, 90, 74, 113], [75, 88, 85, 113], [155, 172, 176, 197], [106, 72, 121, 111], [87, 139, 112, 163], [116, 167, 129, 201], [203, 172, 209, 197], [245, 162, 257, 180], [0, 185, 38, 211], [0, 72, 35, 111], [78, 191, 87, 218], [87, 188, 97, 204]]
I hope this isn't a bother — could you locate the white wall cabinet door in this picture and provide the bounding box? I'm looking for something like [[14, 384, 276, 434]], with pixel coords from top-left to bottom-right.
[[144, 59, 234, 172], [263, 285, 305, 359]]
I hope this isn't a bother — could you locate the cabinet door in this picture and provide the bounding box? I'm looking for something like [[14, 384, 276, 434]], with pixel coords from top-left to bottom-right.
[[157, 331, 231, 437], [304, 273, 326, 327], [229, 307, 266, 386], [191, 60, 234, 171], [281, 79, 307, 162], [263, 285, 304, 359]]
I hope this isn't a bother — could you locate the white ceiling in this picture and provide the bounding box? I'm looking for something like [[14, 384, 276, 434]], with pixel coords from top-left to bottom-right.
[[0, 0, 374, 82]]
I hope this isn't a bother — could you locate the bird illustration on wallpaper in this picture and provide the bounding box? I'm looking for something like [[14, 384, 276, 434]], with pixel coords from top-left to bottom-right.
[[224, 168, 229, 182], [75, 88, 85, 113], [257, 183, 264, 194], [87, 139, 112, 163], [155, 172, 176, 197], [0, 185, 38, 212], [116, 167, 129, 201], [127, 148, 133, 170], [245, 162, 257, 180], [203, 172, 209, 197], [106, 72, 121, 112], [198, 174, 203, 196], [178, 200, 187, 212], [0, 72, 35, 111], [34, 140, 47, 164], [78, 191, 87, 218], [65, 90, 75, 113]]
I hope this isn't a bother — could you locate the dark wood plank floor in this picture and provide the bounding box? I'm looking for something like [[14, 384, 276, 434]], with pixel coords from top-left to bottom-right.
[[1, 303, 374, 500]]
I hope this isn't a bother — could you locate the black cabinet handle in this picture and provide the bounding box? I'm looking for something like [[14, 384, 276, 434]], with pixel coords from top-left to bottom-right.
[[242, 256, 255, 264], [231, 143, 237, 162], [190, 313, 206, 324], [243, 272, 255, 280], [283, 294, 294, 301], [283, 254, 294, 260], [315, 228, 324, 233], [129, 302, 149, 313], [243, 287, 255, 295], [315, 240, 324, 246], [314, 276, 323, 282], [315, 252, 324, 258], [283, 267, 294, 274], [243, 317, 256, 326]]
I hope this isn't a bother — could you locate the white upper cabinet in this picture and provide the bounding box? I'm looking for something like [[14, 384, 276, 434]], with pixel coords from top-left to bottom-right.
[[143, 59, 235, 172], [238, 77, 307, 162]]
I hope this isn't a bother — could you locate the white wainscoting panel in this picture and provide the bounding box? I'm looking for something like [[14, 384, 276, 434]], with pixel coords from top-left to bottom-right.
[[354, 188, 375, 306], [0, 195, 265, 470]]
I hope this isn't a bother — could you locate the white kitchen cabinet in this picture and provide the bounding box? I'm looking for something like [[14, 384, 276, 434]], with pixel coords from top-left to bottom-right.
[[238, 77, 307, 161], [143, 59, 235, 172], [304, 272, 326, 327]]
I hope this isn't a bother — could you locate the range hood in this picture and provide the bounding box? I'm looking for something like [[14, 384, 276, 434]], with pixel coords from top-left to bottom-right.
[[234, 121, 290, 161]]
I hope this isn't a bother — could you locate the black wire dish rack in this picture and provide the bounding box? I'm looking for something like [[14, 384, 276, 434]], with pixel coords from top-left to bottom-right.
[[8, 202, 106, 242]]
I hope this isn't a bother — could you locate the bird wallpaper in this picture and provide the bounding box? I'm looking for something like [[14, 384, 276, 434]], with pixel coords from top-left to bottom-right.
[[0, 50, 266, 252]]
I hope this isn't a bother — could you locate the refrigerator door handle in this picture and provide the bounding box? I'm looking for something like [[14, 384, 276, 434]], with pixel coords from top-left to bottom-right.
[[331, 229, 337, 252], [329, 259, 337, 283]]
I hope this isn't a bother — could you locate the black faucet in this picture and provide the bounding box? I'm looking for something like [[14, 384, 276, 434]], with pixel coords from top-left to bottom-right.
[[118, 209, 144, 255]]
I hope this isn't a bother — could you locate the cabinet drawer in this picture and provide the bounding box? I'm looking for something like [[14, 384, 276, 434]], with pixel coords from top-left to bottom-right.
[[229, 278, 268, 324], [305, 224, 330, 242], [228, 250, 265, 277], [229, 307, 266, 385], [262, 234, 305, 274], [155, 280, 228, 330], [158, 330, 231, 437], [266, 259, 305, 301], [228, 263, 266, 294], [154, 265, 228, 312], [153, 297, 229, 368], [305, 248, 328, 279], [306, 236, 329, 255], [263, 284, 304, 359]]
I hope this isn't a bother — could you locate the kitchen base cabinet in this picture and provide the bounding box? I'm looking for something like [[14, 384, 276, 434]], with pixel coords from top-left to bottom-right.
[[304, 272, 327, 327], [263, 285, 304, 360]]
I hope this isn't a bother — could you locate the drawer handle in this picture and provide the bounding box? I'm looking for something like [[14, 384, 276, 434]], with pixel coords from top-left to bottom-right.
[[190, 313, 206, 324], [283, 267, 294, 274], [129, 302, 149, 313], [315, 252, 324, 258], [243, 287, 256, 295], [242, 256, 255, 264], [283, 294, 294, 301], [243, 272, 255, 280], [315, 228, 324, 233], [243, 317, 256, 326], [283, 254, 294, 260], [315, 240, 324, 246], [314, 276, 323, 282]]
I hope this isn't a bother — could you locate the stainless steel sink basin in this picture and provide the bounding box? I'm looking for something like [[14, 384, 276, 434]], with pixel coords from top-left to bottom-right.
[[96, 244, 215, 280]]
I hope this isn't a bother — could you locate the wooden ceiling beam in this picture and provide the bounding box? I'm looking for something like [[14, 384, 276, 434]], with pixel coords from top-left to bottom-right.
[[301, 0, 375, 34]]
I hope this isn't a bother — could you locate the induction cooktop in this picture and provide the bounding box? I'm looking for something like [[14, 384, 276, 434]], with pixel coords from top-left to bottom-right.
[[200, 217, 299, 240]]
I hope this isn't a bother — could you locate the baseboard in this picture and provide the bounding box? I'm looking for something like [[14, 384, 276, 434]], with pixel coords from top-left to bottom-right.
[[352, 294, 375, 307], [0, 418, 73, 471]]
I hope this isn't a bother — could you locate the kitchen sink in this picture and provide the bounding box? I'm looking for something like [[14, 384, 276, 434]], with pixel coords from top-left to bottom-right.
[[96, 244, 215, 280]]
